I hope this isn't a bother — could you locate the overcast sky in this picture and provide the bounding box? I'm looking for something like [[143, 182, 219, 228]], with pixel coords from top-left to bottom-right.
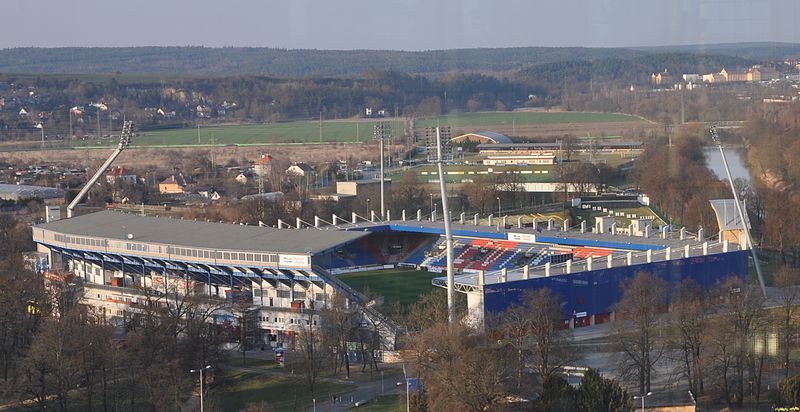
[[3, 0, 798, 50]]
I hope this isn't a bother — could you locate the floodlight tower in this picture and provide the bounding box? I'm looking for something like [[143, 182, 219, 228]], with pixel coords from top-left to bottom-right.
[[710, 126, 766, 297], [374, 122, 391, 219], [67, 121, 134, 218], [434, 126, 456, 323]]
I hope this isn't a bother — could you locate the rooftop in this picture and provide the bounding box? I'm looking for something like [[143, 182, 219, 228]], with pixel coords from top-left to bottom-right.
[[36, 210, 368, 255]]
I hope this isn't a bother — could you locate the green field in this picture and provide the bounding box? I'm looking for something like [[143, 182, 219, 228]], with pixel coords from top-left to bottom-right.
[[337, 268, 437, 306], [416, 111, 641, 129], [69, 118, 407, 148], [214, 370, 352, 411]]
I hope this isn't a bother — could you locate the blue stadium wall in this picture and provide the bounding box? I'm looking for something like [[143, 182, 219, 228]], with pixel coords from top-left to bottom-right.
[[483, 250, 749, 318]]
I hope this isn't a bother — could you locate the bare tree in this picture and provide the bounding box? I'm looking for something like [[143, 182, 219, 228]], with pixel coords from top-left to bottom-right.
[[775, 267, 800, 379], [667, 279, 709, 396], [612, 272, 667, 396], [293, 306, 329, 397]]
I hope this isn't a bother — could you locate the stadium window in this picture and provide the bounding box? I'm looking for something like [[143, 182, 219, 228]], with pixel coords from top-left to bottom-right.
[[294, 291, 306, 299], [192, 250, 198, 258], [203, 251, 210, 258], [246, 253, 253, 261], [315, 293, 324, 301], [223, 252, 230, 260], [277, 290, 290, 298], [255, 254, 262, 262]]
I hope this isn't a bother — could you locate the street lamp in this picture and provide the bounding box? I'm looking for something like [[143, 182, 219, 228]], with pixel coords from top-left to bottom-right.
[[36, 123, 44, 146], [496, 196, 501, 217], [190, 365, 212, 412], [366, 198, 371, 217], [633, 391, 652, 412], [429, 193, 434, 213]]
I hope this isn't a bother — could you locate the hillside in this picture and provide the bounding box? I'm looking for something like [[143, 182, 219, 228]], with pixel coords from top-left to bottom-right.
[[0, 46, 647, 77]]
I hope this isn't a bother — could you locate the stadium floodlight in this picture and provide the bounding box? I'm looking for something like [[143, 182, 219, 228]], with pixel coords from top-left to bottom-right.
[[710, 127, 766, 297], [434, 127, 456, 323]]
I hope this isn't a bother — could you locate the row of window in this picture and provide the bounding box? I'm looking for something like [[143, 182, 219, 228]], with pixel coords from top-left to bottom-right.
[[260, 316, 315, 326], [53, 231, 301, 266], [168, 247, 279, 263], [55, 234, 107, 248]]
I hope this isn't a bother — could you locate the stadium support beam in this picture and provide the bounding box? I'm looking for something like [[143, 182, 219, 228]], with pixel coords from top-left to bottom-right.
[[697, 227, 704, 241], [474, 214, 479, 226], [488, 214, 493, 227], [435, 126, 456, 324], [402, 209, 406, 221], [332, 214, 338, 225], [517, 216, 523, 229], [710, 126, 766, 297], [460, 212, 465, 224], [417, 209, 422, 221]]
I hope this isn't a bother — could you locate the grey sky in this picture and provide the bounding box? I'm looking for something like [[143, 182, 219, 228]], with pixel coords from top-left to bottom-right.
[[4, 0, 798, 50]]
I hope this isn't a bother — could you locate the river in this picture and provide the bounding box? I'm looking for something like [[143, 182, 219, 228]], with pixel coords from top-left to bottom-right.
[[704, 146, 753, 184]]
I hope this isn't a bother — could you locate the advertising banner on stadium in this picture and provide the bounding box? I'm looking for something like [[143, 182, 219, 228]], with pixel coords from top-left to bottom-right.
[[508, 232, 536, 243], [279, 254, 311, 268]]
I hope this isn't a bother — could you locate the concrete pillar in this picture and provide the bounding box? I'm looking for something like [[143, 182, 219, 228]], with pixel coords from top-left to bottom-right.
[[500, 268, 507, 283], [566, 259, 572, 274], [332, 214, 338, 225], [685, 244, 691, 258], [702, 242, 708, 255], [386, 210, 391, 221], [523, 264, 530, 280], [296, 217, 302, 228], [478, 270, 485, 287], [431, 210, 436, 222], [628, 223, 634, 236], [611, 222, 617, 235], [607, 254, 613, 268], [548, 219, 554, 231], [545, 262, 551, 277], [644, 225, 651, 238], [314, 216, 320, 228], [562, 220, 569, 232], [352, 212, 358, 224], [417, 209, 422, 221], [697, 227, 704, 241], [517, 216, 523, 229], [680, 227, 686, 240], [723, 240, 729, 253], [580, 220, 587, 233], [488, 214, 493, 227], [502, 216, 507, 228], [278, 219, 285, 229], [646, 249, 652, 263], [532, 218, 538, 230], [627, 251, 633, 266], [661, 226, 668, 240], [665, 246, 671, 260], [474, 213, 480, 226], [586, 256, 593, 271], [460, 212, 465, 224], [402, 209, 406, 221]]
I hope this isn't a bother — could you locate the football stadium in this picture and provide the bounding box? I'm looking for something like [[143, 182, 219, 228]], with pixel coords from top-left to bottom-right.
[[31, 202, 749, 349]]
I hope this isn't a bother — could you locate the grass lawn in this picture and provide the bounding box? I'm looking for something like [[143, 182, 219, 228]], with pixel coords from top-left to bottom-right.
[[224, 355, 279, 369], [415, 111, 641, 129], [338, 268, 437, 306], [213, 369, 353, 411], [349, 395, 404, 411]]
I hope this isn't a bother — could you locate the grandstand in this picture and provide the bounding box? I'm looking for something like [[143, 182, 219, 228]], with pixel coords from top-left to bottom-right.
[[31, 202, 747, 346]]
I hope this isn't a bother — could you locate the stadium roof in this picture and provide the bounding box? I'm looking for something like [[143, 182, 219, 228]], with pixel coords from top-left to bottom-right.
[[36, 210, 368, 255], [452, 131, 513, 144], [0, 183, 64, 201]]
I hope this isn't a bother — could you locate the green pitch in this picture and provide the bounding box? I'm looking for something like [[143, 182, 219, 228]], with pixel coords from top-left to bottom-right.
[[338, 268, 438, 306], [130, 119, 404, 147], [416, 111, 641, 129]]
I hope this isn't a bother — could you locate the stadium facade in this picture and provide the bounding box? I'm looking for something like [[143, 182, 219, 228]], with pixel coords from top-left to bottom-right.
[[31, 205, 748, 347]]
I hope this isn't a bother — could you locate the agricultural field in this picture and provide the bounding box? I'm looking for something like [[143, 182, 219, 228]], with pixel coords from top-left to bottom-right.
[[64, 118, 407, 149], [337, 268, 438, 307], [416, 111, 656, 139]]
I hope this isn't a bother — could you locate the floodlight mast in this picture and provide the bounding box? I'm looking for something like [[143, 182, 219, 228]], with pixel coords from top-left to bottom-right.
[[67, 121, 134, 218], [710, 126, 766, 298], [435, 127, 456, 323]]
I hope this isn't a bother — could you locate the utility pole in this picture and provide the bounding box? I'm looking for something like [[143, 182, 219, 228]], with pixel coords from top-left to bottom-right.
[[197, 123, 201, 144], [435, 126, 456, 323], [319, 111, 323, 143]]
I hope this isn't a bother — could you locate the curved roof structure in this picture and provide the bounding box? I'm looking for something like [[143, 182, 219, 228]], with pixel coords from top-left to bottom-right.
[[451, 131, 513, 144]]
